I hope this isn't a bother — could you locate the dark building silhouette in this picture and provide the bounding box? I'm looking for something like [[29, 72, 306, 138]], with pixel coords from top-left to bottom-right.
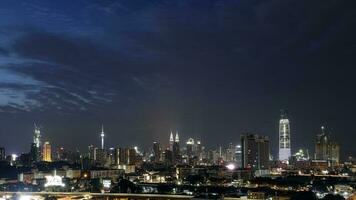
[[241, 134, 270, 170]]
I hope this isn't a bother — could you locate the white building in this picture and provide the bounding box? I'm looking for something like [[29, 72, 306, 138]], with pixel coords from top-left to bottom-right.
[[279, 111, 291, 161]]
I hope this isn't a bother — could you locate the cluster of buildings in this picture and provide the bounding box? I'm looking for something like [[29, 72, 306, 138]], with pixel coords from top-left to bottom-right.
[[0, 111, 354, 199]]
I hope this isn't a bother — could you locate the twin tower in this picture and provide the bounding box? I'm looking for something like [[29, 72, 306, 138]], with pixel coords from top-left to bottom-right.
[[169, 131, 179, 150]]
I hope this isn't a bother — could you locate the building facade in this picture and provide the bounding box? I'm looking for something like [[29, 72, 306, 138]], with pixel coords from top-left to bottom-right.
[[279, 111, 291, 161], [241, 134, 270, 170], [42, 141, 52, 162], [315, 126, 340, 166]]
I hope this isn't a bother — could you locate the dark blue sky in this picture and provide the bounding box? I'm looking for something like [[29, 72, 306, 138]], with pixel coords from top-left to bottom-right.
[[0, 0, 355, 158]]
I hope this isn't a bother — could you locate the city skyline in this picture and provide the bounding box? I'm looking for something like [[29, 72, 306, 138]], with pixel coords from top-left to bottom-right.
[[0, 0, 355, 159], [0, 119, 346, 163]]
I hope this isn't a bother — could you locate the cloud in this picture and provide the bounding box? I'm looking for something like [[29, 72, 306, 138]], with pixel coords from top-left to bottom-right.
[[0, 28, 165, 112]]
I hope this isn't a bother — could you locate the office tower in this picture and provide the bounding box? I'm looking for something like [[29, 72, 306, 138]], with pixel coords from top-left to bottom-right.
[[315, 126, 340, 166], [169, 131, 174, 151], [241, 134, 270, 170], [33, 124, 41, 148], [153, 142, 161, 162], [172, 131, 181, 164], [115, 147, 137, 165], [235, 144, 242, 168], [42, 141, 52, 162], [226, 143, 235, 162], [116, 147, 127, 165], [279, 110, 291, 161], [30, 124, 42, 162], [88, 145, 96, 162], [95, 148, 107, 166], [127, 148, 137, 165], [100, 125, 105, 149], [30, 142, 39, 163], [186, 138, 195, 158], [0, 147, 5, 161], [196, 140, 202, 161], [108, 147, 116, 165], [163, 148, 173, 165]]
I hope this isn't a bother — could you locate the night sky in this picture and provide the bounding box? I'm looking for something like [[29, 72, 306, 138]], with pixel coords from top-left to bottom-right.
[[0, 0, 355, 159]]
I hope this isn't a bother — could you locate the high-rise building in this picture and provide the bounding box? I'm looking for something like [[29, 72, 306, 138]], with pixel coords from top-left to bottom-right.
[[114, 147, 137, 165], [33, 124, 41, 148], [279, 110, 291, 161], [241, 134, 270, 170], [315, 126, 340, 166], [88, 145, 96, 162], [29, 124, 42, 163], [196, 140, 203, 161], [163, 148, 173, 165], [30, 143, 39, 163], [235, 144, 242, 168], [127, 148, 137, 165], [186, 138, 195, 158], [0, 147, 5, 161], [172, 131, 181, 164], [95, 148, 107, 166], [42, 141, 52, 162], [169, 131, 174, 151], [226, 143, 236, 162], [153, 142, 161, 162]]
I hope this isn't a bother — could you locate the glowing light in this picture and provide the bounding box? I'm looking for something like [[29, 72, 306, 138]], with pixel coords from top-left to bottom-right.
[[19, 195, 32, 200], [226, 163, 236, 170], [44, 175, 65, 187], [11, 154, 17, 161], [102, 180, 111, 188]]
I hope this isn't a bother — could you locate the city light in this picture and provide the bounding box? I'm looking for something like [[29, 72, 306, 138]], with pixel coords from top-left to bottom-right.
[[44, 175, 65, 187], [226, 163, 236, 170]]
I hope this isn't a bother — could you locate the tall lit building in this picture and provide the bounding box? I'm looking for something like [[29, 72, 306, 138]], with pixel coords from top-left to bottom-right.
[[169, 131, 174, 151], [235, 144, 242, 168], [241, 134, 270, 170], [196, 140, 203, 161], [42, 141, 52, 162], [30, 124, 42, 162], [279, 110, 291, 161], [33, 124, 41, 148], [315, 126, 340, 166], [186, 138, 195, 158]]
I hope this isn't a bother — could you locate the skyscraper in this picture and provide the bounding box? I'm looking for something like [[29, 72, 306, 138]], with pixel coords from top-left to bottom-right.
[[172, 131, 181, 164], [241, 134, 270, 170], [169, 131, 174, 151], [153, 142, 161, 162], [279, 110, 291, 161], [235, 144, 242, 168], [42, 141, 52, 162], [30, 124, 42, 162], [315, 126, 340, 167], [33, 124, 41, 148], [186, 138, 195, 158]]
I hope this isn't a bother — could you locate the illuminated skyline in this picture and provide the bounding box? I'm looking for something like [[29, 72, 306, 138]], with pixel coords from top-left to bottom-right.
[[0, 0, 354, 159]]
